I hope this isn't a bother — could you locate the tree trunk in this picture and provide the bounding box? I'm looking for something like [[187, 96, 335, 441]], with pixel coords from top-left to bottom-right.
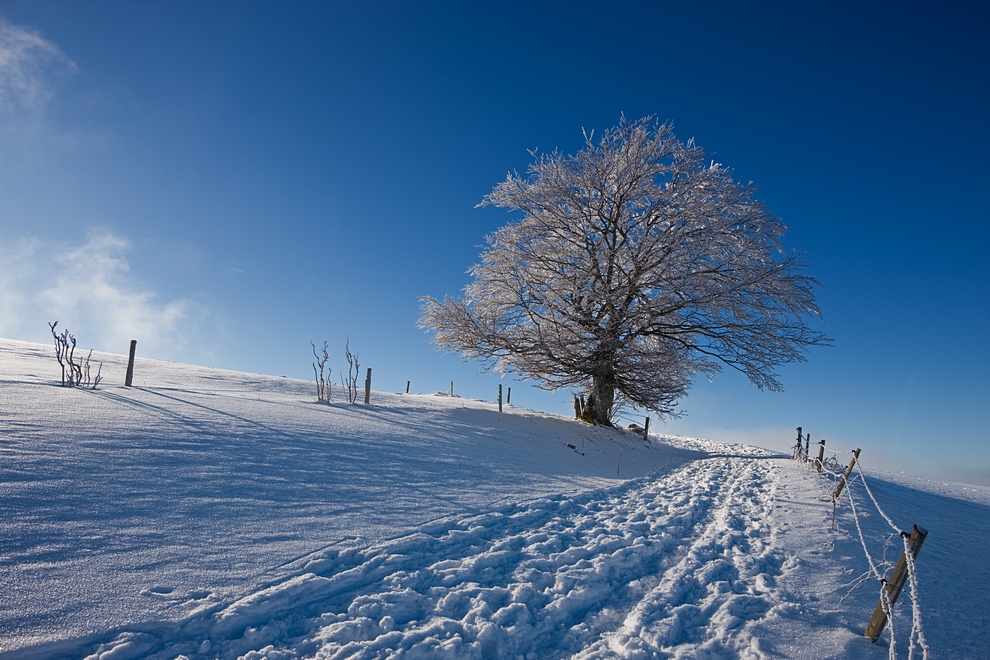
[[580, 375, 615, 426]]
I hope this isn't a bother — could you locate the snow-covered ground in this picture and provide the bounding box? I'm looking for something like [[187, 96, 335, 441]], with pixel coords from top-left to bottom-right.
[[1, 337, 987, 659]]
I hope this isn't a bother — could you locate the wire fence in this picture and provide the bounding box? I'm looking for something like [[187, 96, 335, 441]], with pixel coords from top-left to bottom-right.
[[792, 428, 930, 659]]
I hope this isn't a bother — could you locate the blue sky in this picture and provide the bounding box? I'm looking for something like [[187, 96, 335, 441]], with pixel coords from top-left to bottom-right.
[[1, 1, 988, 485]]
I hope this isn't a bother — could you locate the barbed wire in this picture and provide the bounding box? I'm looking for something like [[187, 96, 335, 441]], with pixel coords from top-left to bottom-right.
[[855, 458, 900, 532], [838, 466, 900, 659], [795, 446, 930, 658], [902, 532, 930, 659], [853, 455, 931, 659]]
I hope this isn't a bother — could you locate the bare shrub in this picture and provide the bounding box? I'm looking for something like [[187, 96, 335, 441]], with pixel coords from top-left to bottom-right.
[[311, 340, 332, 403], [310, 337, 362, 405], [341, 337, 360, 404], [49, 321, 102, 389], [81, 349, 103, 389]]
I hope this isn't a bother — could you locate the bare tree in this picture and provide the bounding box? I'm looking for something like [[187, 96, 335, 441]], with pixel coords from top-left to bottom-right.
[[311, 340, 332, 403], [421, 116, 830, 425]]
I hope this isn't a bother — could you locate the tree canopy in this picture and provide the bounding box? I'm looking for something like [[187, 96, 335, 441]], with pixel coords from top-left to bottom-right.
[[420, 116, 830, 425]]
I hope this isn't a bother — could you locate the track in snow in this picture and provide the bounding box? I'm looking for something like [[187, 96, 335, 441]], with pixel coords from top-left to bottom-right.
[[85, 455, 788, 659]]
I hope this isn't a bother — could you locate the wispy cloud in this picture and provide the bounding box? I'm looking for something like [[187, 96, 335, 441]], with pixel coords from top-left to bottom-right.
[[0, 17, 77, 116], [0, 231, 214, 360]]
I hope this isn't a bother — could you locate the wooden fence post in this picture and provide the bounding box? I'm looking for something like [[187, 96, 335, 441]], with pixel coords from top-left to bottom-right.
[[643, 416, 650, 439], [506, 387, 511, 405], [794, 427, 803, 459], [125, 340, 137, 387], [406, 380, 410, 394], [498, 384, 503, 412], [574, 395, 581, 418], [449, 380, 453, 396], [816, 439, 826, 474], [865, 525, 929, 642], [364, 368, 372, 404], [804, 433, 810, 458], [832, 448, 862, 501]]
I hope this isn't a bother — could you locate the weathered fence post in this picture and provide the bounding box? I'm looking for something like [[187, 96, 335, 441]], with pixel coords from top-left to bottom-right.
[[406, 380, 410, 394], [794, 427, 803, 459], [364, 368, 372, 404], [573, 395, 582, 418], [125, 340, 137, 387], [816, 439, 826, 474], [506, 387, 511, 405], [832, 448, 862, 501], [449, 380, 453, 396], [804, 433, 810, 458], [643, 416, 650, 439], [865, 525, 929, 642], [498, 384, 503, 413]]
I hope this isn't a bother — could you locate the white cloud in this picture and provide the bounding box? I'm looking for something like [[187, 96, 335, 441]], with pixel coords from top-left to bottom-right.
[[0, 17, 77, 116], [0, 231, 212, 360]]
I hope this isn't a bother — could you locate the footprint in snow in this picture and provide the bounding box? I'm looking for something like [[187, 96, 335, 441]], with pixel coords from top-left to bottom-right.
[[141, 585, 212, 602], [142, 586, 174, 596]]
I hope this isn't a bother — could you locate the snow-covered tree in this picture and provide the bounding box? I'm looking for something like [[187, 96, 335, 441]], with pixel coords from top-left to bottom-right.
[[420, 116, 830, 425]]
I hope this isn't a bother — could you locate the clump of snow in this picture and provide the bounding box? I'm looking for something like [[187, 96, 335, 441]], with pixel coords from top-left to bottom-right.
[[0, 338, 986, 658]]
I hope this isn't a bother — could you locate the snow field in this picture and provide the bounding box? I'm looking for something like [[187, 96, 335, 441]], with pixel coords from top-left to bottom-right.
[[83, 454, 788, 659], [2, 338, 989, 659], [0, 338, 696, 655]]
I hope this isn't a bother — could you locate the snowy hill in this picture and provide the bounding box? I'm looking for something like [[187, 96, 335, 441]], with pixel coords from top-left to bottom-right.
[[0, 338, 987, 659]]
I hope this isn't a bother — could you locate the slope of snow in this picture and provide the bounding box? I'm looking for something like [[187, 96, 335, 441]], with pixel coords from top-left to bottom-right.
[[0, 338, 987, 658]]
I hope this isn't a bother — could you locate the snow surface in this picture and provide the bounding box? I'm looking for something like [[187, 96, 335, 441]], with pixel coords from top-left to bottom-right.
[[1, 337, 988, 659]]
